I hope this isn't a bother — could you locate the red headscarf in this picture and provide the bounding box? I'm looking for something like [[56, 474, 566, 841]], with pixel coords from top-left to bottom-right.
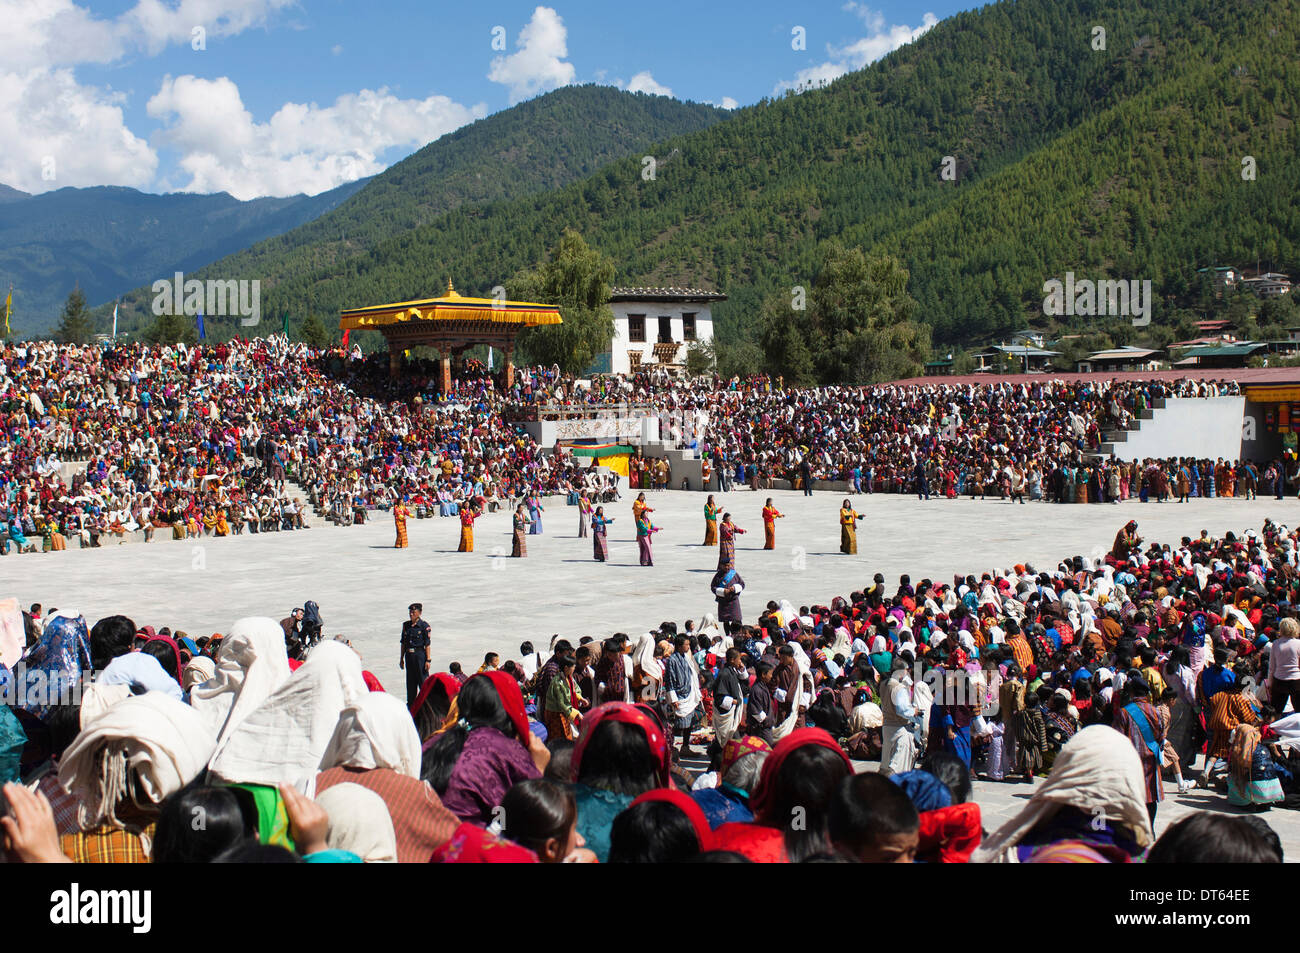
[[478, 670, 530, 747], [571, 702, 671, 788], [409, 671, 461, 716], [750, 727, 852, 824], [429, 821, 538, 863], [631, 788, 713, 852]]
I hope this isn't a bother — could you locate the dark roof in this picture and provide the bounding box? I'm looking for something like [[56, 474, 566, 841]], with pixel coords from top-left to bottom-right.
[[609, 286, 726, 303]]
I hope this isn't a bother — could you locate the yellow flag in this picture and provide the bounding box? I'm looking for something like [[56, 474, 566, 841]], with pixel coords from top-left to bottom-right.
[[3, 288, 10, 334]]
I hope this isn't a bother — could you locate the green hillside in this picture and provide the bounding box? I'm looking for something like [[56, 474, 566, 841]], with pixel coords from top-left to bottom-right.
[[107, 0, 1300, 358]]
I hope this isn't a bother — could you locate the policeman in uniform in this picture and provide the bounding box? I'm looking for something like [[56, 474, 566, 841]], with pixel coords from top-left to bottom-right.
[[400, 602, 432, 705]]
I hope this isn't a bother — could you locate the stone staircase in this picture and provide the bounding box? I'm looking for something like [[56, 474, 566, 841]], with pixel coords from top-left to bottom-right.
[[1097, 397, 1165, 456]]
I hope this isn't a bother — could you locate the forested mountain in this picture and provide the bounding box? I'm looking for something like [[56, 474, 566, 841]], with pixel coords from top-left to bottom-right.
[[0, 180, 369, 334], [104, 0, 1300, 356], [97, 85, 729, 337]]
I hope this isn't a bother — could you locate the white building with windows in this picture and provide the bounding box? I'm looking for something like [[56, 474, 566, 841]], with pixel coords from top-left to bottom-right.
[[599, 286, 724, 375]]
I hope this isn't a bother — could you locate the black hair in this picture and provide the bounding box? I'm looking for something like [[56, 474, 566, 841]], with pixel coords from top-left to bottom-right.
[[140, 639, 180, 683], [211, 841, 303, 863], [575, 720, 659, 796], [153, 784, 252, 863], [520, 641, 534, 655], [828, 773, 919, 857], [1146, 813, 1282, 863], [500, 779, 576, 861], [607, 800, 701, 863], [761, 744, 853, 863], [421, 674, 515, 793], [919, 751, 972, 804], [543, 738, 575, 782], [89, 615, 136, 671], [412, 678, 453, 742], [687, 850, 752, 863]]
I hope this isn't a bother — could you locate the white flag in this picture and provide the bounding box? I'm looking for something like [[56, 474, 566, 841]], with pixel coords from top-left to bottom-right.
[[112, 300, 118, 339]]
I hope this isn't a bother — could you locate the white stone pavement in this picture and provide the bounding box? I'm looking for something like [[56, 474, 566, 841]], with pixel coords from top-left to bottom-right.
[[7, 488, 1300, 854]]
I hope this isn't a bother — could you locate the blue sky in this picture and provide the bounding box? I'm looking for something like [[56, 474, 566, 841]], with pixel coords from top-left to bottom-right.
[[1, 0, 970, 200]]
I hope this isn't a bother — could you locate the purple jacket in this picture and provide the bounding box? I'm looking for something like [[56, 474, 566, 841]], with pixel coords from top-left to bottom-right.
[[440, 726, 540, 823]]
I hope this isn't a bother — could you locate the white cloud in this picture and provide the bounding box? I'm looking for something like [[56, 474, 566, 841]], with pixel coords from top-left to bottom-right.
[[147, 75, 487, 199], [624, 71, 672, 97], [331, 44, 343, 55], [487, 6, 576, 104], [776, 6, 938, 94], [0, 67, 158, 192], [720, 96, 739, 110], [0, 0, 295, 70]]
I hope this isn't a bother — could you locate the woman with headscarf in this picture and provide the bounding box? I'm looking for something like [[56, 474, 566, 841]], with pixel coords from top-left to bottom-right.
[[314, 782, 399, 863], [973, 725, 1155, 863], [526, 492, 544, 535], [840, 499, 863, 555], [591, 505, 613, 562], [58, 693, 217, 862], [190, 616, 291, 749], [703, 494, 719, 546], [1111, 520, 1142, 563], [430, 671, 547, 825], [629, 631, 663, 704], [570, 702, 671, 862], [16, 611, 92, 719], [210, 640, 365, 792], [692, 735, 769, 829], [609, 788, 713, 862], [712, 727, 853, 862], [410, 671, 460, 742], [317, 689, 459, 863]]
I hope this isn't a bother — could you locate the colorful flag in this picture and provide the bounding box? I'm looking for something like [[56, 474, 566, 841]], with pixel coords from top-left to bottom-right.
[[3, 285, 11, 335], [488, 346, 494, 370], [341, 328, 350, 348], [197, 310, 206, 340]]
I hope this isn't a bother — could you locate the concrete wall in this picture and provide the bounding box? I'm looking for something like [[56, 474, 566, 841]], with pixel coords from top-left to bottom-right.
[[1111, 396, 1248, 461]]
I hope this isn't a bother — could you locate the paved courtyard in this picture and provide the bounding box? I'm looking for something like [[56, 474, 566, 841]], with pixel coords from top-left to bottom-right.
[[7, 488, 1300, 855]]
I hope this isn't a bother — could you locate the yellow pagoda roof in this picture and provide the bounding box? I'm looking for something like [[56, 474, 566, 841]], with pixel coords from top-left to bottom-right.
[[339, 280, 563, 331]]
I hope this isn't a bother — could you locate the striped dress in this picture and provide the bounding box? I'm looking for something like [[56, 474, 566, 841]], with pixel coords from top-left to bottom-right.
[[1113, 700, 1167, 804]]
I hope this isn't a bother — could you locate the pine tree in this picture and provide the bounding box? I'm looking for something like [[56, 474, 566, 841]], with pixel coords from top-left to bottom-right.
[[300, 312, 331, 347], [56, 287, 95, 344]]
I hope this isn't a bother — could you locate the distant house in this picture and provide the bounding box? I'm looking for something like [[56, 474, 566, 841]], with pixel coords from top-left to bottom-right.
[[601, 286, 725, 375], [990, 344, 1061, 372], [1196, 266, 1239, 296], [923, 359, 954, 376], [1171, 341, 1267, 368], [1240, 272, 1293, 298], [1075, 345, 1163, 374]]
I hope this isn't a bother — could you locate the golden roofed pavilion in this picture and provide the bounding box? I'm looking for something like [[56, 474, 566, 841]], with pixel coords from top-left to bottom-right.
[[339, 280, 562, 390]]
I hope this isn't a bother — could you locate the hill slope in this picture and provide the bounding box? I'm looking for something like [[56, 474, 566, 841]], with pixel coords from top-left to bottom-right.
[[0, 180, 368, 333]]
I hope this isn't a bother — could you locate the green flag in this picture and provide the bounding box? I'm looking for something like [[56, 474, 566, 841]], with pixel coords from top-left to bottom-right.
[[282, 310, 289, 336]]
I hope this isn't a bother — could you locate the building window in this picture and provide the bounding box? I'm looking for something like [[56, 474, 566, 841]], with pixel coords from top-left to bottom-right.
[[628, 314, 645, 343], [682, 313, 696, 341]]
